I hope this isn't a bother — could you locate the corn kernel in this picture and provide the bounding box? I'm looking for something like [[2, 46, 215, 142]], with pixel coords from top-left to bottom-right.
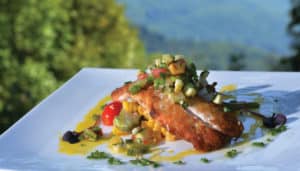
[[122, 101, 139, 113], [112, 126, 128, 136]]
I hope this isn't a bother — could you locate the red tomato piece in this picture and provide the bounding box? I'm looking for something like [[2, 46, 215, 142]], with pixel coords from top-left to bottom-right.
[[101, 101, 122, 126], [137, 72, 148, 80], [151, 68, 168, 78]]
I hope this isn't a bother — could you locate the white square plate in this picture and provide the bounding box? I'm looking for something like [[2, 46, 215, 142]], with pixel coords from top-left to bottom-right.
[[0, 68, 300, 171]]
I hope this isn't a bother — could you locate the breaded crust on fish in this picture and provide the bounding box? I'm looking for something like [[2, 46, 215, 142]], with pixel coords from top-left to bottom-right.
[[111, 83, 243, 151]]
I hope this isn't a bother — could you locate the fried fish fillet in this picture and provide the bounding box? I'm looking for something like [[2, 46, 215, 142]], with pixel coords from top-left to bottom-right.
[[111, 83, 243, 151]]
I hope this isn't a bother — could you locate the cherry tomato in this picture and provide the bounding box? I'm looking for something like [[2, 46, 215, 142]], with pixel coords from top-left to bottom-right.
[[101, 101, 122, 126], [151, 68, 169, 78], [137, 72, 148, 80]]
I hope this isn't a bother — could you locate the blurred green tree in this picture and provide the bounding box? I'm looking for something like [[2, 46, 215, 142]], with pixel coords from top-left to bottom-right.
[[0, 0, 145, 133], [228, 53, 246, 71], [278, 0, 300, 71]]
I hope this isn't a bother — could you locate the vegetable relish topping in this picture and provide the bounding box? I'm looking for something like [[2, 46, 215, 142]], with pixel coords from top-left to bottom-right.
[[129, 54, 217, 107]]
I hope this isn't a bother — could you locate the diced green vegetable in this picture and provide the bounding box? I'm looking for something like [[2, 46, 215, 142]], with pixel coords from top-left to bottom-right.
[[184, 87, 197, 97], [174, 79, 184, 93], [113, 112, 141, 132], [252, 142, 266, 147], [82, 128, 98, 141]]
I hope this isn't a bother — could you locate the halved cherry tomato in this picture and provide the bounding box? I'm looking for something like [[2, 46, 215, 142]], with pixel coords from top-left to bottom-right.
[[137, 72, 148, 80], [100, 101, 122, 126], [151, 68, 169, 78]]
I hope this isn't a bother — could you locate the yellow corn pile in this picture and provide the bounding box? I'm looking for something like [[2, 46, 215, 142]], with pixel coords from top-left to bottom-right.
[[122, 101, 176, 141]]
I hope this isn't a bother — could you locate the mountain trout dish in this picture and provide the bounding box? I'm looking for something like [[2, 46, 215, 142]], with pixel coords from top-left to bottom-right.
[[61, 54, 288, 160], [111, 55, 243, 152]]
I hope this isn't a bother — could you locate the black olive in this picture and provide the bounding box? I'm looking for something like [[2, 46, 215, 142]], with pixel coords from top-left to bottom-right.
[[263, 117, 276, 128], [274, 113, 287, 125], [263, 113, 287, 128], [62, 130, 80, 144]]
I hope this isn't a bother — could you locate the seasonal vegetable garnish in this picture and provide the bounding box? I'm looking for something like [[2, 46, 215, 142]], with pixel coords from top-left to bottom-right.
[[173, 160, 185, 165], [130, 158, 161, 168], [200, 158, 211, 163], [225, 149, 239, 158], [87, 150, 110, 159], [252, 142, 266, 147], [87, 150, 125, 165], [61, 54, 288, 166]]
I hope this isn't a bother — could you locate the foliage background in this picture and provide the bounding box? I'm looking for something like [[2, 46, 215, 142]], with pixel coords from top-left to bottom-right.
[[0, 0, 299, 134]]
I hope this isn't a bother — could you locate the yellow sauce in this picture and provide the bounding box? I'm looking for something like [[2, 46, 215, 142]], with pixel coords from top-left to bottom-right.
[[220, 84, 237, 92], [149, 149, 200, 162], [58, 96, 111, 155], [58, 135, 112, 155], [76, 96, 111, 132]]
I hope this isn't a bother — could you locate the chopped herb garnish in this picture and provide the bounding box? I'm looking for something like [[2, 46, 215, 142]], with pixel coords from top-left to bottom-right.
[[108, 157, 125, 165], [87, 151, 124, 165], [153, 78, 165, 89], [173, 160, 185, 165], [146, 75, 154, 83], [252, 142, 265, 147], [225, 149, 239, 158], [266, 138, 273, 142], [269, 125, 287, 136], [129, 79, 148, 94], [200, 158, 210, 163], [126, 144, 149, 156], [130, 158, 161, 168], [87, 150, 110, 159], [129, 84, 142, 94]]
